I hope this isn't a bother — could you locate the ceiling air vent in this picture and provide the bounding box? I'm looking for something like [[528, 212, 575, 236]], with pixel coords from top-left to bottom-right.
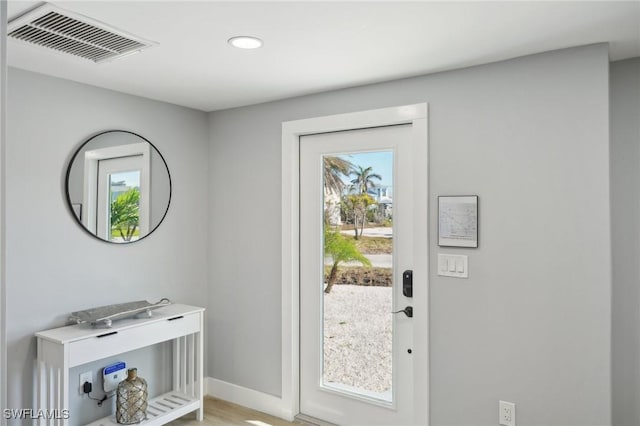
[[8, 3, 156, 63]]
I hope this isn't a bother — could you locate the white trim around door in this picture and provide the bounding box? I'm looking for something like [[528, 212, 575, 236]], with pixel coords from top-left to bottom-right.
[[281, 103, 429, 424]]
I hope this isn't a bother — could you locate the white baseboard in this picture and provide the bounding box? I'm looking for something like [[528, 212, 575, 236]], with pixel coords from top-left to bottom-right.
[[205, 377, 294, 421]]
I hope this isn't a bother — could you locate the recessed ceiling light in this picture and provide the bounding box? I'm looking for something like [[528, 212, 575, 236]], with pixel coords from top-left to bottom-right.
[[227, 36, 263, 49]]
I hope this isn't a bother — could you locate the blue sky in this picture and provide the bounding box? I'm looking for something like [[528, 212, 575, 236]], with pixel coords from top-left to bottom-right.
[[339, 151, 393, 187], [110, 170, 140, 188]]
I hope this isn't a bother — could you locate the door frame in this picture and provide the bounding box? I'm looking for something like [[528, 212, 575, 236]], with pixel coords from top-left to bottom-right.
[[83, 142, 150, 238], [0, 0, 7, 411], [281, 103, 429, 423]]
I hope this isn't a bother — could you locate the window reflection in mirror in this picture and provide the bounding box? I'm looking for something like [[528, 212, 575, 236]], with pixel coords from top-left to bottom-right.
[[66, 130, 171, 244], [109, 170, 141, 242]]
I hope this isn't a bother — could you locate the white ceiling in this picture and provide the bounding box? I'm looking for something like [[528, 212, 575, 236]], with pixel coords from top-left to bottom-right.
[[7, 1, 640, 112]]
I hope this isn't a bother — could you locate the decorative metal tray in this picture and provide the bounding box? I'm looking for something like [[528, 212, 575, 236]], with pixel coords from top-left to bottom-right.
[[69, 298, 171, 328]]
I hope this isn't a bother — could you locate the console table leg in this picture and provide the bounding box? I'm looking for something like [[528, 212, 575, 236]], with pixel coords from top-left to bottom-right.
[[197, 327, 204, 421], [61, 366, 69, 426]]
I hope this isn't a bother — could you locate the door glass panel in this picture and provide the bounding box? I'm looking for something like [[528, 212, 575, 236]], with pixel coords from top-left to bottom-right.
[[322, 151, 394, 402], [108, 170, 141, 242]]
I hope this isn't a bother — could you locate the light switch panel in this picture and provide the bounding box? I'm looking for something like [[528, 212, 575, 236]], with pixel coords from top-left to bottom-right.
[[437, 254, 468, 278]]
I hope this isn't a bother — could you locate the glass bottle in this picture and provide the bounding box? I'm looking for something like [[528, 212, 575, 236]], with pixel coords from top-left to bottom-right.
[[116, 368, 148, 424]]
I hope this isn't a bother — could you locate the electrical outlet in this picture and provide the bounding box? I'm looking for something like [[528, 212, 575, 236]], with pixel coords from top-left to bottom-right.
[[79, 371, 92, 395], [499, 400, 516, 426]]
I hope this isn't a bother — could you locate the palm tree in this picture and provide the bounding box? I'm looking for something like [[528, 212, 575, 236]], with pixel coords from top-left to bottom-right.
[[350, 165, 382, 194], [110, 188, 140, 241], [324, 227, 371, 293], [323, 156, 353, 195]]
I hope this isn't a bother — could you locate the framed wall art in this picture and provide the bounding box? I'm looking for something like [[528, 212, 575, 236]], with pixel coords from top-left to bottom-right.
[[438, 195, 478, 248]]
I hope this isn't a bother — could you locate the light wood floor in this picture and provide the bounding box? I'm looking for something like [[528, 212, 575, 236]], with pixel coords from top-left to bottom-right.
[[167, 397, 305, 426]]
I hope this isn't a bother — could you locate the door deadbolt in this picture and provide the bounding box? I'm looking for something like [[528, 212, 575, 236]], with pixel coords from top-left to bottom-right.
[[403, 270, 413, 297]]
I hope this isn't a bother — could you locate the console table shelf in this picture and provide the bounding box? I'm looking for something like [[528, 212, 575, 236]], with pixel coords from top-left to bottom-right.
[[85, 391, 199, 426], [36, 304, 205, 426]]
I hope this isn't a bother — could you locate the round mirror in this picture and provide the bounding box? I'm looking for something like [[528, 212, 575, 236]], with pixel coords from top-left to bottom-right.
[[65, 130, 171, 244]]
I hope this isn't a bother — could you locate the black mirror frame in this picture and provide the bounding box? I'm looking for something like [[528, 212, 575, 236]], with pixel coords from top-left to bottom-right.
[[65, 130, 172, 244]]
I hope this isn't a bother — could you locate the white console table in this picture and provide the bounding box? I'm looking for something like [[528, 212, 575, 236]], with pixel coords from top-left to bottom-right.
[[35, 304, 204, 426]]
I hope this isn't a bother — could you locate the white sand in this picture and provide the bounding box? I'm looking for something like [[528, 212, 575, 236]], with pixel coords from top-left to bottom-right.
[[323, 285, 392, 394]]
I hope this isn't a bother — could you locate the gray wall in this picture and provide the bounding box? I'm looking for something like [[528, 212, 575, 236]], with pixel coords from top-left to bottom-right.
[[6, 68, 209, 424], [610, 57, 640, 426], [208, 44, 612, 425]]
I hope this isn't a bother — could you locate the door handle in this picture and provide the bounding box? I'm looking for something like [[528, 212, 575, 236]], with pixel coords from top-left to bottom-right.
[[392, 306, 413, 318]]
